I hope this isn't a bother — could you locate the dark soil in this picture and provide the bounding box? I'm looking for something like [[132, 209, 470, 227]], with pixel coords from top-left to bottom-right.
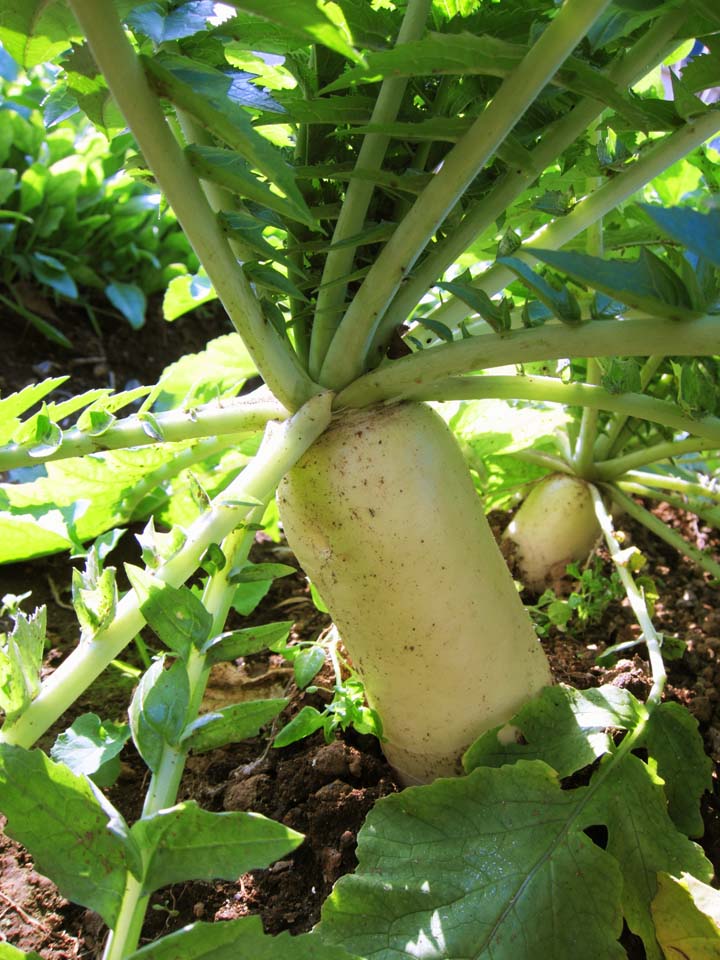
[[0, 302, 718, 959]]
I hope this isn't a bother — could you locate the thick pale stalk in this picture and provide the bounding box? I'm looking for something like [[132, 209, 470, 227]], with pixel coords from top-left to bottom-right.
[[336, 315, 720, 408], [318, 0, 612, 389], [373, 9, 685, 349], [502, 474, 600, 591], [277, 402, 551, 784]]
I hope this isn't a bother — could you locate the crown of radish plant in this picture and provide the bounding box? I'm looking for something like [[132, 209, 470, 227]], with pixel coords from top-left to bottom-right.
[[0, 1, 719, 958]]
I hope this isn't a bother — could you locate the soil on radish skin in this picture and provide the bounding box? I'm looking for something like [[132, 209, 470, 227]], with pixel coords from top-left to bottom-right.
[[1, 305, 719, 959]]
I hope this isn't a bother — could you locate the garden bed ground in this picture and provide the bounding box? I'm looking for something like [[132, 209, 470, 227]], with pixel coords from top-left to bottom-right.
[[0, 303, 718, 959]]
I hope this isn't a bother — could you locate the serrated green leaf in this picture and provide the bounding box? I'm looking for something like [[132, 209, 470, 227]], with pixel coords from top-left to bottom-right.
[[0, 744, 135, 926], [127, 1, 224, 43], [598, 356, 643, 395], [498, 255, 583, 324], [321, 751, 712, 960], [186, 144, 314, 227], [183, 699, 287, 752], [127, 914, 359, 959], [219, 212, 296, 270], [435, 281, 512, 333], [203, 620, 293, 664], [0, 377, 68, 443], [0, 443, 187, 563], [643, 702, 712, 837], [0, 606, 46, 722], [131, 800, 302, 893], [0, 1, 81, 68], [144, 55, 313, 225], [126, 568, 213, 657], [321, 32, 649, 124], [72, 564, 118, 636], [584, 753, 712, 960], [243, 262, 308, 301]]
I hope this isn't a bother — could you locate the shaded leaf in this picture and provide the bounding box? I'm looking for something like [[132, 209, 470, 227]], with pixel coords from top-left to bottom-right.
[[187, 144, 314, 227], [226, 0, 361, 62], [499, 255, 583, 324], [644, 702, 712, 837], [0, 745, 136, 926], [526, 247, 702, 321], [106, 281, 147, 330], [463, 684, 645, 777], [320, 760, 626, 960], [640, 204, 720, 269]]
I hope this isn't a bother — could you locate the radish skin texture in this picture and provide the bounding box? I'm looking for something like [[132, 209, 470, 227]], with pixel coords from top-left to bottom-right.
[[503, 473, 600, 592], [277, 402, 551, 784]]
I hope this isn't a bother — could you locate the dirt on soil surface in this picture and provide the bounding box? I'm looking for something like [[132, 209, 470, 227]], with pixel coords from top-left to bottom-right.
[[0, 300, 718, 959]]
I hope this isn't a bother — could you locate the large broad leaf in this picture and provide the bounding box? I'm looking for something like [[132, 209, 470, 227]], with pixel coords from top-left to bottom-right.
[[319, 754, 711, 960], [320, 760, 627, 959], [321, 682, 713, 960], [131, 800, 303, 893], [522, 247, 703, 321], [0, 745, 137, 927], [127, 914, 360, 959], [643, 702, 713, 839], [465, 685, 711, 842]]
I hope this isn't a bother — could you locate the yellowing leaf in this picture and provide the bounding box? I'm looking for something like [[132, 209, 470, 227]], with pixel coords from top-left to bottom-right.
[[652, 872, 720, 959]]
